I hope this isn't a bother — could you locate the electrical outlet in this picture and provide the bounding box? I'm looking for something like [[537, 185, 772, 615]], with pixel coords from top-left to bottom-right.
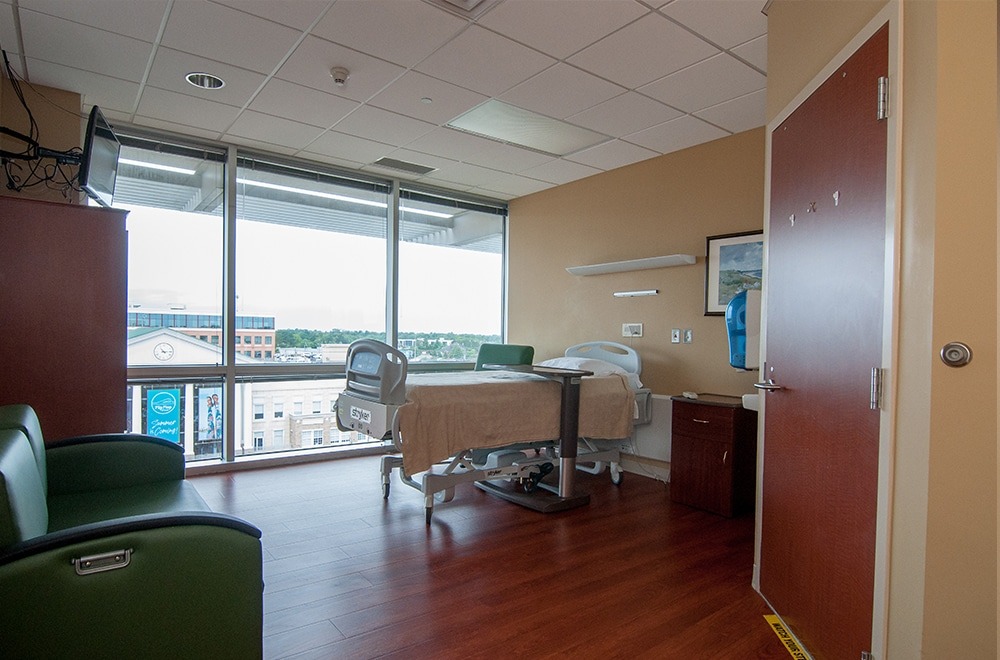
[[683, 329, 693, 343], [671, 328, 681, 344], [622, 323, 643, 338]]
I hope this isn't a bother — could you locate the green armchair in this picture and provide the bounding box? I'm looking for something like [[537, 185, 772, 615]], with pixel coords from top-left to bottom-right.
[[0, 404, 263, 659]]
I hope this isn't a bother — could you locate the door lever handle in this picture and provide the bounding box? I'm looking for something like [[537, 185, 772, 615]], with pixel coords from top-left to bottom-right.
[[753, 379, 783, 392]]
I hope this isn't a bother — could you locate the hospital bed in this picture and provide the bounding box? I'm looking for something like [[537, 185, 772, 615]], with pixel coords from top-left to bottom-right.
[[335, 340, 650, 523]]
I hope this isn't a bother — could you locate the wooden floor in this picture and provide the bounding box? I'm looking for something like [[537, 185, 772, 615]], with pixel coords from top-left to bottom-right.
[[191, 456, 788, 659]]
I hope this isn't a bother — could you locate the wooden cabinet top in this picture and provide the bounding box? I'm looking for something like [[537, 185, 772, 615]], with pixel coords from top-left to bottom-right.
[[669, 393, 744, 408]]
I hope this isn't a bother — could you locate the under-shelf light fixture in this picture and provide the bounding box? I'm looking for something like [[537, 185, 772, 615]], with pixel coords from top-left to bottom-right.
[[613, 289, 659, 298]]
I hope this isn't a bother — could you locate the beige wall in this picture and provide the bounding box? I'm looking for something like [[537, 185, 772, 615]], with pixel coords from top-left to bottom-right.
[[0, 76, 83, 204], [768, 0, 997, 656], [508, 128, 764, 397]]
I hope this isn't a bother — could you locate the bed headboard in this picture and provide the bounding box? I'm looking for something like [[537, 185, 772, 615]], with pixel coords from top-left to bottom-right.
[[565, 341, 641, 375]]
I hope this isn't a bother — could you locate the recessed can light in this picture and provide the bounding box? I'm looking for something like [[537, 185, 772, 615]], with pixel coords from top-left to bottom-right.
[[185, 72, 225, 90]]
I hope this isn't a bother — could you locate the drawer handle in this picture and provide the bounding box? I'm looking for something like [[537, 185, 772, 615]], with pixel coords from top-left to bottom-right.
[[722, 450, 728, 465], [692, 418, 710, 424]]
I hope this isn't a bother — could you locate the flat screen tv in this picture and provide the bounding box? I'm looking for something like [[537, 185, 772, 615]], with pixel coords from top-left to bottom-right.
[[79, 105, 121, 208]]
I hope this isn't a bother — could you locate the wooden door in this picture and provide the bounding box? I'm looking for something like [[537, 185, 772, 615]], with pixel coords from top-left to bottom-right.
[[759, 25, 888, 658]]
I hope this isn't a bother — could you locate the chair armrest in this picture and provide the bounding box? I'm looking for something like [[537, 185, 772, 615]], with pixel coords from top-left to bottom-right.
[[45, 434, 185, 496], [0, 512, 263, 658]]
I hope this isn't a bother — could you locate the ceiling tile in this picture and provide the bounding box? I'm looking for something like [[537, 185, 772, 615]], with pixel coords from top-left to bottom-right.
[[250, 78, 359, 129], [694, 88, 766, 134], [136, 86, 240, 133], [225, 110, 327, 150], [227, 135, 299, 157], [639, 53, 765, 113], [20, 0, 168, 42], [733, 34, 767, 72], [568, 13, 718, 89], [416, 25, 555, 96], [475, 172, 551, 198], [0, 3, 18, 56], [146, 47, 267, 108], [213, 0, 333, 31], [303, 130, 395, 165], [276, 35, 405, 102], [24, 59, 140, 114], [128, 115, 224, 142], [660, 0, 767, 50], [331, 105, 437, 146], [519, 158, 603, 186], [422, 160, 509, 188], [313, 0, 467, 67], [500, 63, 624, 120], [623, 114, 728, 153], [160, 1, 302, 75], [406, 127, 514, 164], [477, 0, 648, 60], [566, 91, 682, 136], [461, 140, 557, 173], [367, 71, 488, 125], [564, 139, 659, 171], [19, 9, 152, 83], [296, 151, 367, 173]]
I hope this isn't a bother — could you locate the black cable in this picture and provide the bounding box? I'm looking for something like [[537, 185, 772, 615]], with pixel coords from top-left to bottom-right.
[[1, 43, 87, 198]]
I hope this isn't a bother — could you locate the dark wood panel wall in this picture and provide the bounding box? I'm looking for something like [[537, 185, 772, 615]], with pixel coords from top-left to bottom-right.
[[0, 196, 128, 440]]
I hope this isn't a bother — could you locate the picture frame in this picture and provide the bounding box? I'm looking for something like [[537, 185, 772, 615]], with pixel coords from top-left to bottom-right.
[[705, 230, 764, 315]]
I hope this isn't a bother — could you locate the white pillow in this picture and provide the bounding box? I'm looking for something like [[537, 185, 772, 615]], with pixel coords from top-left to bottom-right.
[[538, 356, 625, 375], [537, 356, 643, 389]]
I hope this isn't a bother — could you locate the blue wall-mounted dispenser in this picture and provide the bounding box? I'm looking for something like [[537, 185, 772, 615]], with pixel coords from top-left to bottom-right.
[[725, 289, 761, 370]]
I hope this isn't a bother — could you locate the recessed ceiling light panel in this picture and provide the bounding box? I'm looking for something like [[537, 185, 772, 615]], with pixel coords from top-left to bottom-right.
[[447, 100, 609, 157], [185, 72, 225, 90]]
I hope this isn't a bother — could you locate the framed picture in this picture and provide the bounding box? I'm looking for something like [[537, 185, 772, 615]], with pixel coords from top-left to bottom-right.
[[705, 230, 764, 315]]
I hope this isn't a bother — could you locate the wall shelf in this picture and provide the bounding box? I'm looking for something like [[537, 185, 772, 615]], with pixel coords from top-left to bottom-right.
[[566, 253, 696, 276]]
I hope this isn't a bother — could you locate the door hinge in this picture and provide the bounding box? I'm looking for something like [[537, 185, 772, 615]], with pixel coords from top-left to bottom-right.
[[870, 367, 884, 410], [861, 652, 874, 660], [876, 76, 889, 120]]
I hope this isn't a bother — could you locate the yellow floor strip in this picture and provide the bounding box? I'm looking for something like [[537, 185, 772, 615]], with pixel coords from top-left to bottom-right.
[[764, 615, 813, 660]]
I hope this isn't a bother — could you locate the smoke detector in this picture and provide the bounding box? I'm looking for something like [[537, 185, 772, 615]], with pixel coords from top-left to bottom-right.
[[330, 67, 350, 87]]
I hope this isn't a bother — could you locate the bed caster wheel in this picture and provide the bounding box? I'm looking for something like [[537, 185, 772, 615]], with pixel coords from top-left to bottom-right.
[[382, 482, 390, 499], [435, 487, 455, 503], [610, 466, 624, 486]]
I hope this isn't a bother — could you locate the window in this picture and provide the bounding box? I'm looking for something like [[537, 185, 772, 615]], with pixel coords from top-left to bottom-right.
[[118, 135, 506, 464], [236, 157, 389, 364], [397, 189, 504, 362], [122, 139, 224, 368]]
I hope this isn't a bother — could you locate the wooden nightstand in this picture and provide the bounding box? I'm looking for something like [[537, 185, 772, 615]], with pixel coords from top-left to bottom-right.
[[669, 394, 758, 517]]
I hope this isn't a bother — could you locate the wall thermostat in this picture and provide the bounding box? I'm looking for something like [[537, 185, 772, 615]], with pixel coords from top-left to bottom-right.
[[940, 341, 972, 368]]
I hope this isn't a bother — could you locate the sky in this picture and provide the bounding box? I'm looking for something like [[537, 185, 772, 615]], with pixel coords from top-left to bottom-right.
[[124, 205, 502, 335]]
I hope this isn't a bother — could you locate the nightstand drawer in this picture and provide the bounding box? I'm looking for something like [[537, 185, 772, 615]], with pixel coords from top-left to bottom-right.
[[672, 400, 734, 440]]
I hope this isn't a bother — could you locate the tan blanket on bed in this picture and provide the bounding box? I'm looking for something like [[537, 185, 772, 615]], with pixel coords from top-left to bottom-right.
[[396, 370, 635, 475]]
